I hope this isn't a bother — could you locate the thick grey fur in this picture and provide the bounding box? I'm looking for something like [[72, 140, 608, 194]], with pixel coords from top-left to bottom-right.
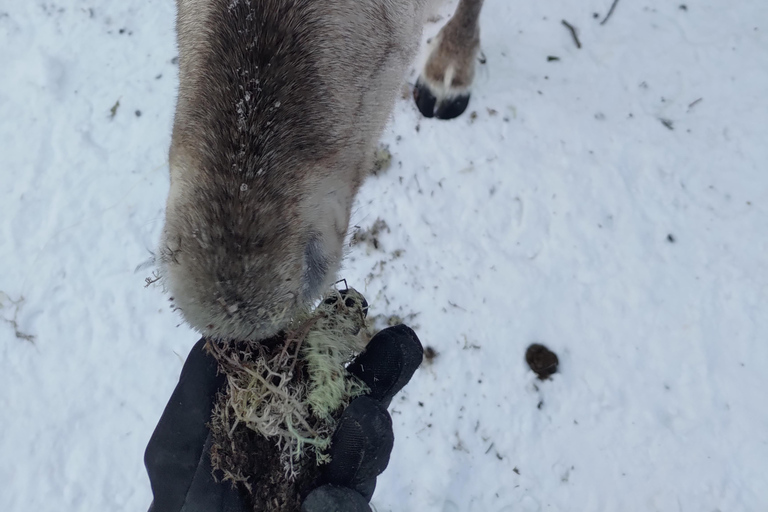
[[161, 0, 483, 341]]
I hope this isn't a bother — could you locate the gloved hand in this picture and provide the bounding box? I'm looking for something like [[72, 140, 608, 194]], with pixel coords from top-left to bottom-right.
[[145, 324, 423, 512]]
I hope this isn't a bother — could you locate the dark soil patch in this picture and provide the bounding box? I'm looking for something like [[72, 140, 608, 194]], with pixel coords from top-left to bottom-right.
[[210, 415, 322, 511]]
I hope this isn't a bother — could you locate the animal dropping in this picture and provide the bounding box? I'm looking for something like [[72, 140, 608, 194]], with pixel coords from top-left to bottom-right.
[[526, 343, 559, 380]]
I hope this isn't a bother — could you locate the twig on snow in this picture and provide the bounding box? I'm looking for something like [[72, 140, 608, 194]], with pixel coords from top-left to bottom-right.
[[600, 0, 621, 25], [561, 20, 581, 49], [0, 294, 35, 343]]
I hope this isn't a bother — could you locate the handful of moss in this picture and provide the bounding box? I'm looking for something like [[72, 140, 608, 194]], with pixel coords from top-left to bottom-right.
[[206, 288, 374, 511]]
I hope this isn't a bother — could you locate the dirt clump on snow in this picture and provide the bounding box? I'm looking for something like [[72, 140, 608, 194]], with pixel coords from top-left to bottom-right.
[[525, 343, 559, 380], [351, 218, 390, 251], [422, 346, 438, 365], [371, 145, 393, 175]]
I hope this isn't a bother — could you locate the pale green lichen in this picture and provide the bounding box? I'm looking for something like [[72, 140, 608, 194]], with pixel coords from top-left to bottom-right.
[[302, 288, 368, 420]]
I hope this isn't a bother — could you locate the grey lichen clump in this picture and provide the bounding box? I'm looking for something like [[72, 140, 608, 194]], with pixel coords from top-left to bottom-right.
[[208, 288, 370, 490]]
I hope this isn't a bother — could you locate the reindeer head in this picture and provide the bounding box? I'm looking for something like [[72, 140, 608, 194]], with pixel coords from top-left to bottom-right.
[[161, 145, 359, 341]]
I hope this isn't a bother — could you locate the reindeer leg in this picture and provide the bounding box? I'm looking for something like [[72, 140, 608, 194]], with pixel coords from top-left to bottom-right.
[[414, 0, 484, 120]]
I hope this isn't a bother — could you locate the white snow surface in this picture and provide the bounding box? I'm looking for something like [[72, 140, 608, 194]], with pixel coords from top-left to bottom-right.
[[1, 1, 767, 511]]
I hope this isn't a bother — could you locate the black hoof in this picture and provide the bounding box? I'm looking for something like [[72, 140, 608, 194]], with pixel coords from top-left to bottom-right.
[[435, 93, 470, 120], [413, 80, 471, 120], [413, 80, 436, 118]]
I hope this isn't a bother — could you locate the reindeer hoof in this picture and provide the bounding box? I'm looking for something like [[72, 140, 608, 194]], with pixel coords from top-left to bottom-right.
[[413, 80, 470, 120], [413, 80, 437, 118], [436, 93, 470, 120]]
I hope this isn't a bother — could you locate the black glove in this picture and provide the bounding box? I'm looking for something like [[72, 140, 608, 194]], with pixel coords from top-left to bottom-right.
[[145, 324, 423, 512]]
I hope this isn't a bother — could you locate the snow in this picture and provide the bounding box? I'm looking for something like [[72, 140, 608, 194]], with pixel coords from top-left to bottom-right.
[[1, 1, 767, 511]]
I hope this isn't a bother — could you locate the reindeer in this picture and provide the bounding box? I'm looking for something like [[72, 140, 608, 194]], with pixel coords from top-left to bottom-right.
[[161, 0, 484, 341]]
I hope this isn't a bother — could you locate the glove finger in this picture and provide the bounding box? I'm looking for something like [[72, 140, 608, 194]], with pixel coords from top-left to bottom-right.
[[145, 338, 226, 512], [346, 324, 423, 407], [324, 396, 394, 494], [301, 485, 371, 512], [352, 477, 377, 503]]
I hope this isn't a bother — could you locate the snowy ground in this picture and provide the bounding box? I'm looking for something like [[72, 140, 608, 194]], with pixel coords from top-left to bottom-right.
[[1, 1, 767, 511]]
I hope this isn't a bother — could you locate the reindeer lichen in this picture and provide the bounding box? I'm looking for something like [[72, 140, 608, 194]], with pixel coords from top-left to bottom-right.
[[208, 287, 370, 494]]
